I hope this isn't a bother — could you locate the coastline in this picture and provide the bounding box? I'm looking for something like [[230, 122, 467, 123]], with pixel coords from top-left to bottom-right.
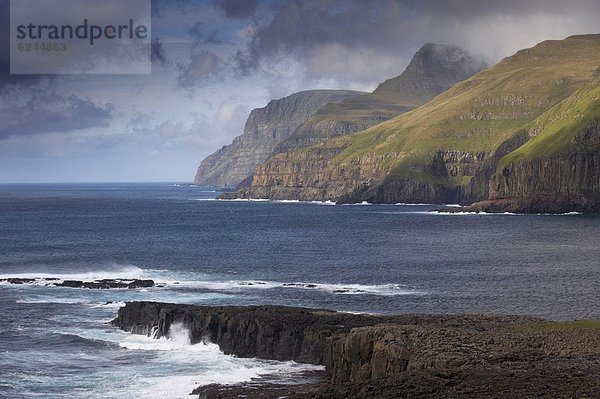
[[218, 190, 599, 215], [112, 302, 600, 398]]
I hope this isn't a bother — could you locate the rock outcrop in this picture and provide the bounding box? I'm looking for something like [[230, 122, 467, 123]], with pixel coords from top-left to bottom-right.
[[57, 279, 155, 289], [113, 302, 600, 398], [194, 90, 364, 187], [0, 277, 156, 289], [226, 35, 600, 212]]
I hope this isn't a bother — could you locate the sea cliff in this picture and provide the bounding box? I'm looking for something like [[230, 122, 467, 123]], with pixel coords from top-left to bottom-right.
[[196, 43, 483, 189], [224, 35, 600, 213], [194, 90, 364, 187]]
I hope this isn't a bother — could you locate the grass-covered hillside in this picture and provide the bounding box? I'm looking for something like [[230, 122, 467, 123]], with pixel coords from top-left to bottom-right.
[[235, 34, 600, 210], [272, 43, 484, 154]]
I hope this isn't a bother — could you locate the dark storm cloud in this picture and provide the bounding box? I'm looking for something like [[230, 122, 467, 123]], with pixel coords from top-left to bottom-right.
[[218, 0, 258, 19], [151, 38, 169, 65], [234, 0, 600, 84], [0, 90, 115, 140], [177, 50, 224, 87], [190, 22, 233, 45]]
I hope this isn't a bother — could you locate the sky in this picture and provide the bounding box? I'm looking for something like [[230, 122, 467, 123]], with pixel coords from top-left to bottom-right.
[[1, 0, 600, 183]]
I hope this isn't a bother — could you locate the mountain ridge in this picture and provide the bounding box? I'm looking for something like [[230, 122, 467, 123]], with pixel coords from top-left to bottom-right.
[[272, 43, 485, 154], [226, 34, 600, 212], [195, 43, 484, 187]]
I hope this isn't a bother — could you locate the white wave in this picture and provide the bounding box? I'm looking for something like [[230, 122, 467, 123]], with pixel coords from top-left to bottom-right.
[[173, 279, 425, 296], [91, 301, 126, 309], [426, 211, 517, 216], [16, 296, 91, 304], [215, 198, 338, 205], [312, 200, 336, 205], [172, 280, 281, 291], [537, 211, 583, 216], [219, 198, 270, 202], [130, 360, 322, 399], [371, 209, 581, 216], [95, 317, 117, 324], [1, 265, 425, 297], [342, 201, 372, 206], [273, 199, 338, 205], [307, 282, 426, 296], [119, 323, 195, 351], [393, 202, 462, 207], [115, 324, 323, 399], [0, 263, 144, 282]]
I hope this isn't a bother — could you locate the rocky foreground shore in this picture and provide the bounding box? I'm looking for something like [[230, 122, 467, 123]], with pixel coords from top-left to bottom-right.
[[112, 302, 600, 398]]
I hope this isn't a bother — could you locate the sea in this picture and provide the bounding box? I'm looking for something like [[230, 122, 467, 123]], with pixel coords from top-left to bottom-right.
[[1, 183, 599, 398]]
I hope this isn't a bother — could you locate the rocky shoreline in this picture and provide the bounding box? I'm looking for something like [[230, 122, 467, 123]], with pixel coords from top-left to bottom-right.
[[112, 302, 600, 398], [0, 277, 157, 289]]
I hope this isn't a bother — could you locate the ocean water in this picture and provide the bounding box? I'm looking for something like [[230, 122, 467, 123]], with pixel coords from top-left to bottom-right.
[[1, 183, 599, 398]]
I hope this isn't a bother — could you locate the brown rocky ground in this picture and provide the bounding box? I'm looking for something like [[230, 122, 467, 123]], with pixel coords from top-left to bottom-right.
[[112, 303, 600, 398]]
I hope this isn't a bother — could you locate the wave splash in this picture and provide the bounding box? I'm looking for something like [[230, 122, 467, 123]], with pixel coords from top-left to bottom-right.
[[114, 323, 323, 399], [0, 263, 144, 282]]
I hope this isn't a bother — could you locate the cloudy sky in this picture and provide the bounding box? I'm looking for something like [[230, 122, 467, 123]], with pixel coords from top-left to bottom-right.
[[1, 0, 600, 183]]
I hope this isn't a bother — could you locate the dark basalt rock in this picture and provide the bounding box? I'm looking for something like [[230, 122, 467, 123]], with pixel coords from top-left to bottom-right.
[[449, 195, 600, 214], [283, 283, 317, 288], [112, 302, 600, 398], [192, 381, 326, 399], [56, 279, 155, 289], [0, 278, 36, 284], [126, 279, 154, 289]]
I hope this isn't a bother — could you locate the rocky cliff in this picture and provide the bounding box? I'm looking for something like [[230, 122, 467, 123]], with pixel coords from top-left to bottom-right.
[[113, 302, 600, 398], [272, 43, 485, 154], [228, 35, 600, 212], [465, 72, 600, 212], [194, 90, 363, 187]]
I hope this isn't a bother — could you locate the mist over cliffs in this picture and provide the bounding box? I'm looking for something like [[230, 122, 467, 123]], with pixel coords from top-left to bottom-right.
[[273, 43, 485, 154], [194, 43, 484, 187], [194, 90, 364, 187]]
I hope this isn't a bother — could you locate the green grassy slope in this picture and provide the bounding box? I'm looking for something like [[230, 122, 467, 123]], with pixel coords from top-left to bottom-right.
[[273, 43, 484, 152], [324, 35, 600, 200], [499, 71, 600, 167]]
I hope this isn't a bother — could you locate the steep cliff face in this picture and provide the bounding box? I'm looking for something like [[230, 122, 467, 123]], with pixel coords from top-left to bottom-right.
[[230, 35, 600, 209], [194, 90, 363, 187], [233, 137, 399, 201], [272, 43, 484, 154], [469, 75, 600, 212]]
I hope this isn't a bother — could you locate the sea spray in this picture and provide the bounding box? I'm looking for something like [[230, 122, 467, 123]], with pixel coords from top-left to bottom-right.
[[167, 323, 191, 346]]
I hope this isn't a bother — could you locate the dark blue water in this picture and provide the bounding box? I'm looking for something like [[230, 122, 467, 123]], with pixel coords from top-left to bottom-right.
[[1, 183, 599, 398]]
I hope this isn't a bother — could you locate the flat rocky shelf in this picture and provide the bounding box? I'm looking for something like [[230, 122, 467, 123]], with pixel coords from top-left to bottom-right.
[[112, 302, 600, 398]]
